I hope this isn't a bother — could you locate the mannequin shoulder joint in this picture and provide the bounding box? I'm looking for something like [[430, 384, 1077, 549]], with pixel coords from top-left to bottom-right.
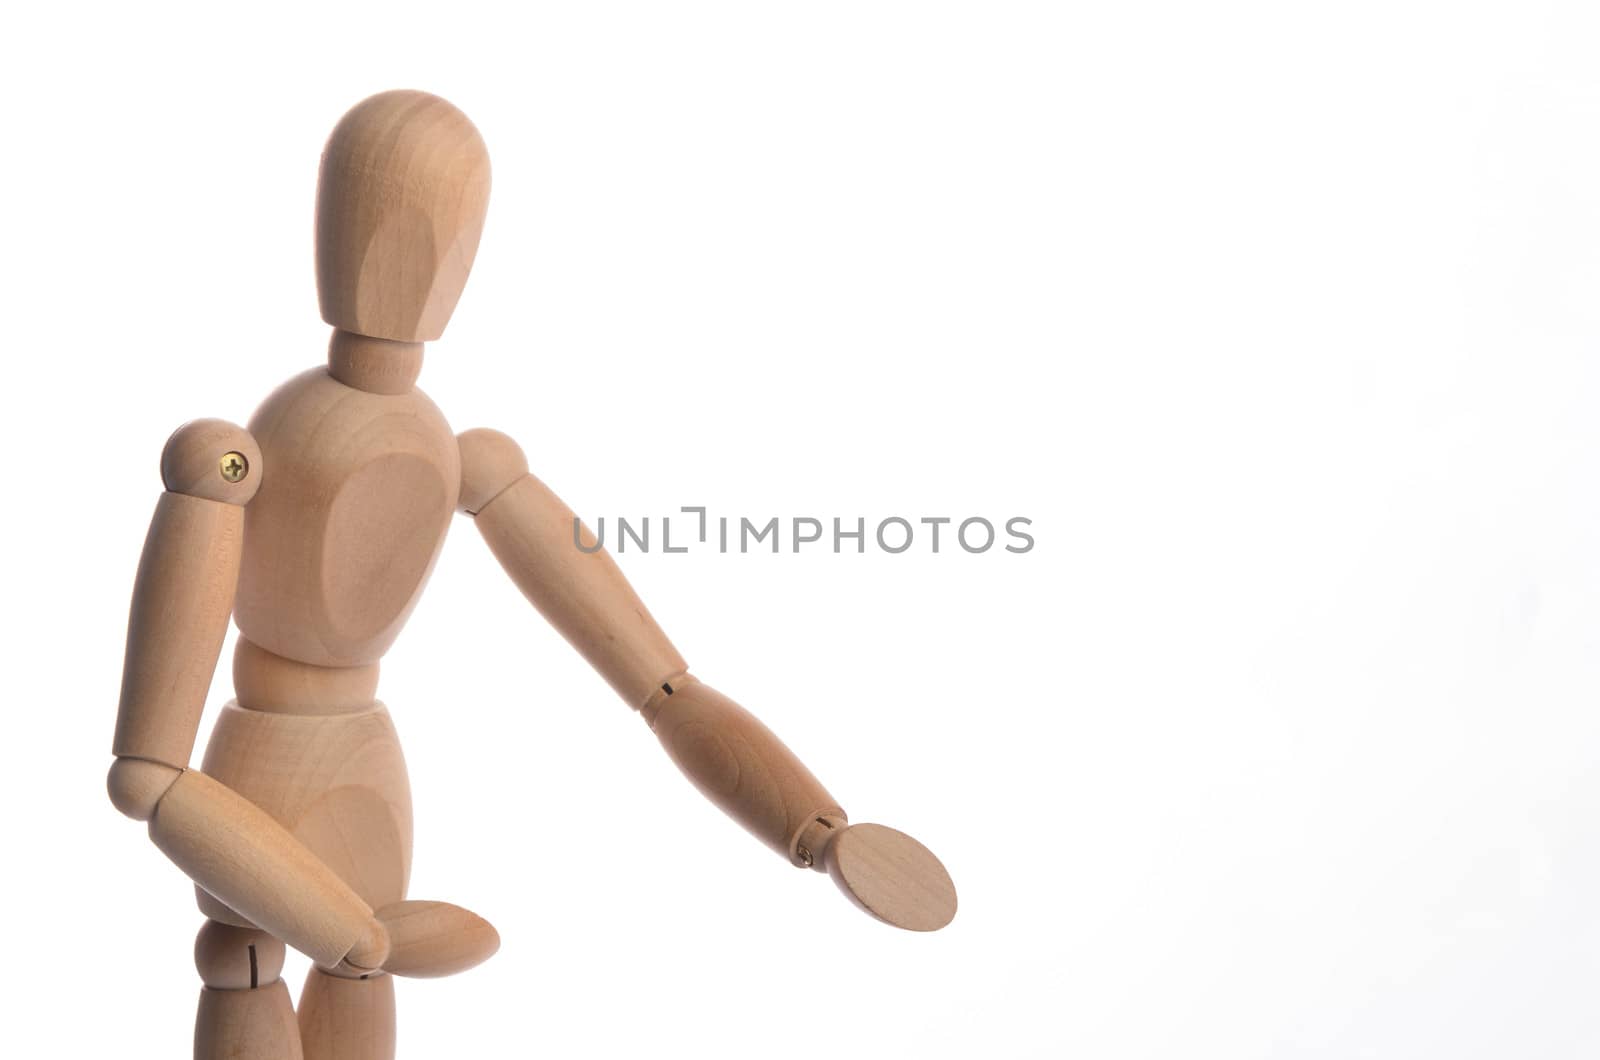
[[456, 428, 528, 514], [160, 419, 262, 505]]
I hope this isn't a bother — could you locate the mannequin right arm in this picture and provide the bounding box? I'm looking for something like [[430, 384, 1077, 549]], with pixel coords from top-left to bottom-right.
[[106, 420, 387, 971]]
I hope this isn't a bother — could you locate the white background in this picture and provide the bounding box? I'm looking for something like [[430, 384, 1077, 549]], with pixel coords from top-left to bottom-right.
[[4, 2, 1600, 1057]]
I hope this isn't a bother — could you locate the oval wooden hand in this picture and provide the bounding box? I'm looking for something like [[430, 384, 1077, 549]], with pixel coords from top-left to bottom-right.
[[373, 900, 501, 978], [824, 823, 957, 932]]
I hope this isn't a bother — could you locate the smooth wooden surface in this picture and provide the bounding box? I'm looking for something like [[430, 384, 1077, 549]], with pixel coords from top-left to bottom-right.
[[195, 921, 287, 990], [233, 637, 381, 716], [160, 419, 263, 504], [149, 768, 380, 969], [472, 470, 687, 708], [824, 823, 958, 932], [106, 756, 181, 821], [114, 491, 244, 767], [299, 970, 396, 1060], [234, 367, 459, 668], [197, 701, 413, 927], [195, 981, 303, 1060], [647, 677, 845, 865], [327, 330, 423, 395], [375, 900, 500, 979], [316, 90, 490, 343], [455, 428, 528, 514]]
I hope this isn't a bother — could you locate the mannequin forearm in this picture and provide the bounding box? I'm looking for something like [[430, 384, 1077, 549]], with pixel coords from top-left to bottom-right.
[[642, 676, 847, 868], [109, 758, 384, 970]]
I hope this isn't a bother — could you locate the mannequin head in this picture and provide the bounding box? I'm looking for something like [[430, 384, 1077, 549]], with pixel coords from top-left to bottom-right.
[[315, 90, 491, 342]]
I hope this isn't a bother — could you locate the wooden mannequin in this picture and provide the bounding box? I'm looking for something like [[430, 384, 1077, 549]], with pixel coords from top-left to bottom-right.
[[108, 90, 956, 1060]]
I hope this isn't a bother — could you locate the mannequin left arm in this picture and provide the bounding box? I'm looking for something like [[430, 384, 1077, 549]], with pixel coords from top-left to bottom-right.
[[456, 429, 955, 930]]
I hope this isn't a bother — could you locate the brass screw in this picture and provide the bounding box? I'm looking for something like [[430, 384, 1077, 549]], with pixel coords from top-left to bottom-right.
[[220, 451, 249, 483], [796, 846, 814, 868]]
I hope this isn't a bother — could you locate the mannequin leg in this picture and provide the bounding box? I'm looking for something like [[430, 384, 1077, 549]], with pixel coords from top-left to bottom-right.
[[193, 920, 303, 1060], [298, 968, 396, 1060]]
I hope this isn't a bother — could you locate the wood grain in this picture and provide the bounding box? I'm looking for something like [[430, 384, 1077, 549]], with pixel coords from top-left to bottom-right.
[[234, 367, 459, 668], [233, 636, 381, 716], [106, 756, 181, 821], [159, 419, 263, 503], [327, 330, 423, 395], [149, 768, 379, 969], [195, 981, 304, 1060], [196, 701, 413, 926], [375, 900, 500, 978], [195, 921, 286, 989], [316, 90, 490, 343], [647, 677, 845, 865], [113, 492, 244, 767], [471, 469, 687, 708], [824, 823, 958, 932], [299, 970, 395, 1060], [455, 428, 528, 514]]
